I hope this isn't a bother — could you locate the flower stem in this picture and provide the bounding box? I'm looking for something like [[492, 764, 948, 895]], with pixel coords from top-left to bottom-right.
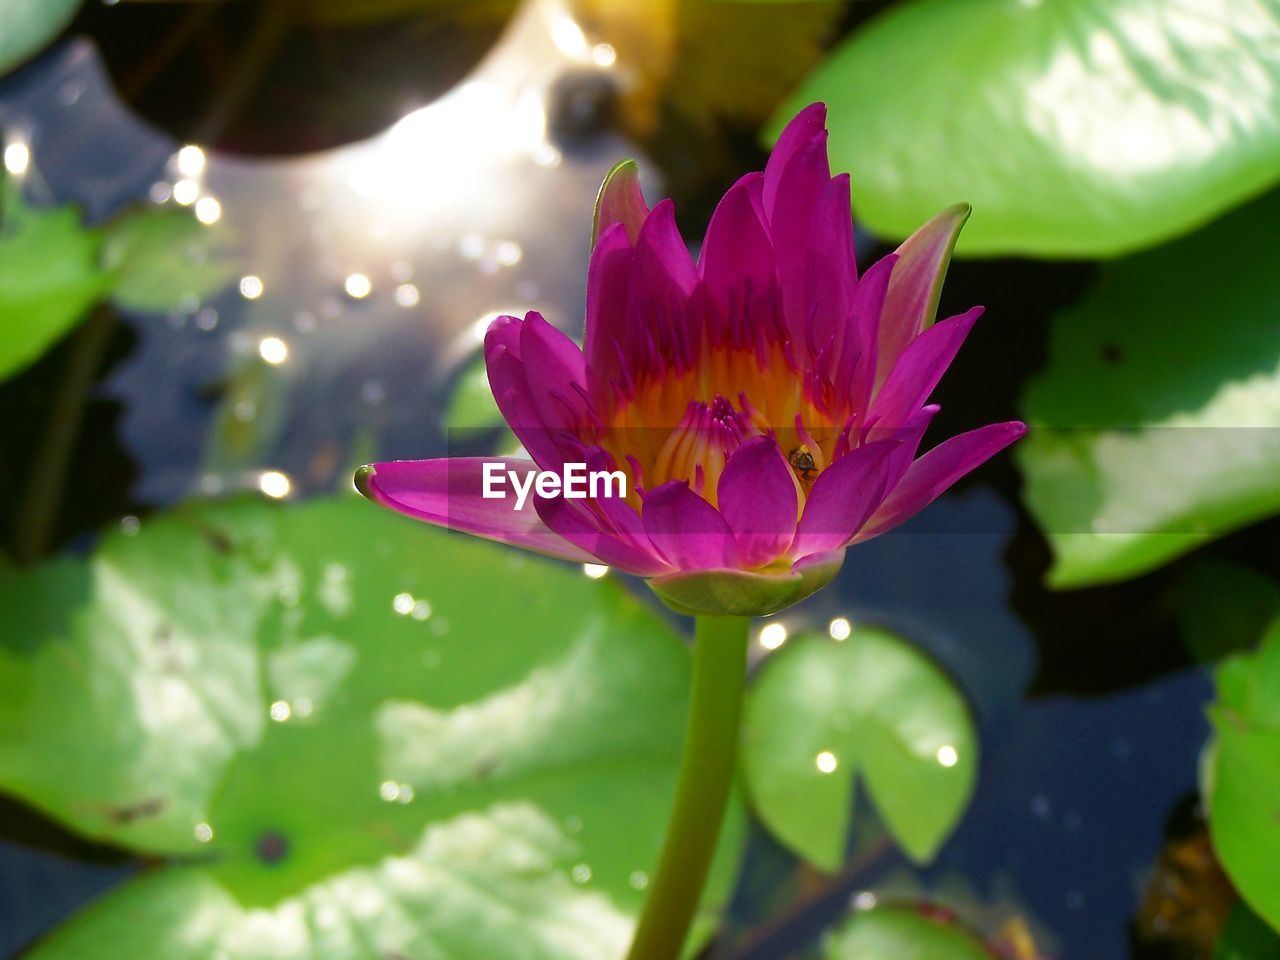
[[626, 614, 750, 960]]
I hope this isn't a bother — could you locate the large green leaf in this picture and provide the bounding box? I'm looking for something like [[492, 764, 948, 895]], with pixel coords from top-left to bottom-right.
[[0, 497, 743, 957], [1206, 619, 1280, 935], [0, 183, 107, 381], [1018, 190, 1280, 588], [1217, 902, 1280, 960], [0, 0, 82, 76], [103, 207, 238, 313], [824, 907, 992, 960], [774, 0, 1280, 257], [742, 629, 976, 871]]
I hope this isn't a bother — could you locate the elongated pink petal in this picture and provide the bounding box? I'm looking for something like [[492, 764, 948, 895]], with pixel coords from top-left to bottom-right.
[[717, 436, 798, 569], [519, 311, 592, 428], [485, 315, 563, 469], [802, 173, 859, 354], [763, 102, 828, 215], [790, 440, 898, 557], [837, 252, 895, 411], [583, 445, 669, 566], [630, 200, 698, 371], [643, 480, 739, 571], [857, 421, 1027, 540], [584, 222, 637, 396], [877, 203, 971, 387], [356, 459, 594, 563], [871, 403, 939, 492], [699, 173, 774, 319], [534, 494, 671, 576], [767, 134, 831, 345], [635, 199, 697, 294], [592, 159, 649, 246], [869, 306, 981, 427]]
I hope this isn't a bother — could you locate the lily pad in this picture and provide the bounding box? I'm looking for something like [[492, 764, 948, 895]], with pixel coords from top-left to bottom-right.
[[1217, 902, 1280, 960], [1018, 189, 1280, 588], [0, 497, 743, 957], [0, 181, 107, 381], [742, 628, 976, 871], [824, 907, 992, 960], [103, 206, 238, 313], [0, 0, 82, 76], [774, 0, 1280, 257], [1206, 619, 1280, 935], [445, 353, 502, 428], [1174, 558, 1280, 664]]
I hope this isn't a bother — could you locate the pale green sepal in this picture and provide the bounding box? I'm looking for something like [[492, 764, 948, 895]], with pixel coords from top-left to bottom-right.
[[592, 159, 649, 247], [648, 551, 844, 617]]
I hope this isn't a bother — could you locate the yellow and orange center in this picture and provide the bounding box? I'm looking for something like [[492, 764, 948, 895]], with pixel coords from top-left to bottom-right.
[[595, 344, 843, 509]]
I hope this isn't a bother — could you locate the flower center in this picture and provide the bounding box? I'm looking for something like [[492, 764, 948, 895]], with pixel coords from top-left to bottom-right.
[[596, 344, 843, 506]]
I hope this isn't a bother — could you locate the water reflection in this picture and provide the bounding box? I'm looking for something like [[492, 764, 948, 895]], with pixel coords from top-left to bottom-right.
[[0, 0, 645, 506]]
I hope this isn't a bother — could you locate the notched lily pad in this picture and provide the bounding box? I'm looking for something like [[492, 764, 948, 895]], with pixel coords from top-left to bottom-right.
[[824, 906, 993, 960], [743, 628, 976, 871]]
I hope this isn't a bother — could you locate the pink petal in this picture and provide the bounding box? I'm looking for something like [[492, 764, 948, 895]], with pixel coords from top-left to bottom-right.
[[857, 421, 1027, 541], [592, 159, 649, 246], [484, 315, 563, 469], [790, 440, 899, 557], [877, 203, 971, 388], [485, 313, 585, 470], [837, 252, 895, 411], [802, 173, 859, 354], [869, 403, 939, 492], [642, 480, 740, 571], [717, 435, 798, 569], [584, 222, 637, 396], [869, 306, 981, 427], [634, 199, 697, 294], [519, 310, 592, 427], [763, 102, 828, 215], [356, 459, 594, 564], [534, 494, 671, 576], [699, 173, 775, 319]]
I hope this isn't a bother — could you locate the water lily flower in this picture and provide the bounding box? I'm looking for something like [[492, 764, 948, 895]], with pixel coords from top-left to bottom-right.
[[357, 103, 1024, 617]]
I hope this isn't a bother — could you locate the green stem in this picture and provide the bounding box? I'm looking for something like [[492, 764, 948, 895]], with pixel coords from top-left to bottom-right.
[[626, 614, 750, 960], [14, 306, 117, 564]]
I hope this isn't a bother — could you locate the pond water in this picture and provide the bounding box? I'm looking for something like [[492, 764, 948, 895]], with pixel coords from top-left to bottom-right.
[[0, 2, 1242, 957]]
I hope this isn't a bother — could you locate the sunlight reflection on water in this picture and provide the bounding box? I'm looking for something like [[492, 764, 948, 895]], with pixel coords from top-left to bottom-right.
[[0, 0, 648, 505]]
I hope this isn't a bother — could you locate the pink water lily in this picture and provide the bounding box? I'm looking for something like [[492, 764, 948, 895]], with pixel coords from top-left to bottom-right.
[[357, 103, 1024, 616]]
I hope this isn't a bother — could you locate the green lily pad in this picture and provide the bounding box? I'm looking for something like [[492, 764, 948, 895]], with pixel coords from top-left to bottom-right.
[[103, 206, 238, 313], [742, 628, 976, 871], [0, 0, 82, 76], [0, 181, 107, 381], [445, 351, 506, 433], [1018, 190, 1280, 588], [1217, 902, 1280, 960], [1174, 558, 1280, 664], [1206, 619, 1280, 935], [444, 352, 519, 455], [774, 0, 1280, 257], [0, 497, 743, 957], [824, 907, 992, 960]]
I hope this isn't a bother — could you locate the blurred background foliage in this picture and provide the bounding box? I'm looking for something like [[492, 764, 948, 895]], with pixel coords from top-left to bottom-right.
[[0, 0, 1278, 957]]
